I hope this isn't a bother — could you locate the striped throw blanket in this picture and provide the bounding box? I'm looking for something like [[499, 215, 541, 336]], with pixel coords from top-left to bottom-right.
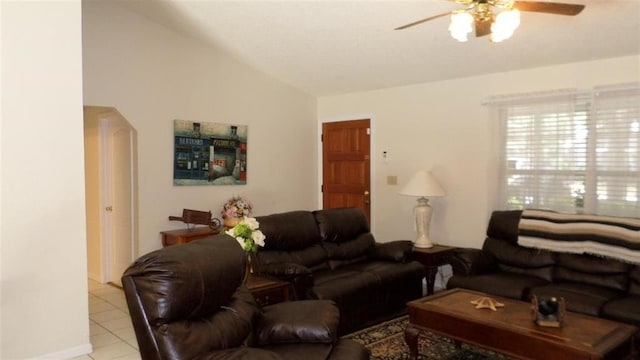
[[518, 209, 640, 265]]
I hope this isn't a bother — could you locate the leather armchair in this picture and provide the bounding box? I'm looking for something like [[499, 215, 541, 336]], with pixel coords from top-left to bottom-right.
[[122, 235, 369, 360]]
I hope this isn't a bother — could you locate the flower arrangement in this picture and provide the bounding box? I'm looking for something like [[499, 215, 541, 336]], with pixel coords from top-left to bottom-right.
[[226, 217, 266, 253], [221, 196, 252, 219]]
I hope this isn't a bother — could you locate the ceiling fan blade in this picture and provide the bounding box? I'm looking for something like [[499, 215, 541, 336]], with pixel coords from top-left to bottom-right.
[[395, 12, 451, 30], [513, 1, 585, 16]]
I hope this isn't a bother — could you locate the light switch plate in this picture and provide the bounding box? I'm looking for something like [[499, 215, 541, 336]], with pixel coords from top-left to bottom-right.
[[387, 175, 397, 185]]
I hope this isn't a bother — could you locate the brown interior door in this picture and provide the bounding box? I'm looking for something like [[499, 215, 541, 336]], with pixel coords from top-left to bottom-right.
[[322, 119, 371, 222]]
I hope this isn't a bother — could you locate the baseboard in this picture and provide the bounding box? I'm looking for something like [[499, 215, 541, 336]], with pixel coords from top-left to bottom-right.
[[32, 343, 92, 360]]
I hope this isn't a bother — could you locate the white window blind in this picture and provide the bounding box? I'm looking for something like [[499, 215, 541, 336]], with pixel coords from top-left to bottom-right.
[[489, 83, 640, 217]]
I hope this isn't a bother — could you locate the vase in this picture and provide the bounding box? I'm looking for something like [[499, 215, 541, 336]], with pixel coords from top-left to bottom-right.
[[224, 217, 241, 229], [242, 253, 253, 285]]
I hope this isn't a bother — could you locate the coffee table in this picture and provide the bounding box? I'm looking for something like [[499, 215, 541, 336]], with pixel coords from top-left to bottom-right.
[[405, 289, 637, 360]]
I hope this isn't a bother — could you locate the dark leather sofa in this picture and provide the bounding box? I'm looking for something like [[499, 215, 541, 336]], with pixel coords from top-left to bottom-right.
[[255, 207, 425, 335], [122, 235, 370, 360], [447, 210, 640, 330]]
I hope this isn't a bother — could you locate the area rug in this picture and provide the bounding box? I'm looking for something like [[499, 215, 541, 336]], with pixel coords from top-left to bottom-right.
[[343, 316, 512, 360]]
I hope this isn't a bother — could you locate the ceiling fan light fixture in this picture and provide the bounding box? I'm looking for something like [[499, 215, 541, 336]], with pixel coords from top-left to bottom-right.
[[449, 10, 474, 42], [490, 8, 520, 42]]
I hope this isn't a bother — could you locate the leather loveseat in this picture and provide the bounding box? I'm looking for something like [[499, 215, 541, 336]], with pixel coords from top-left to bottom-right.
[[122, 235, 370, 360], [254, 207, 425, 335], [447, 210, 640, 330]]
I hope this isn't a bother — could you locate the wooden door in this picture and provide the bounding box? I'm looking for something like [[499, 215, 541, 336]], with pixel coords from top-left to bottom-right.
[[322, 119, 371, 222]]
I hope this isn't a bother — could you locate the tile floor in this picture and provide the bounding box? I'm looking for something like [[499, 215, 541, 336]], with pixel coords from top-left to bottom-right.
[[72, 280, 140, 360]]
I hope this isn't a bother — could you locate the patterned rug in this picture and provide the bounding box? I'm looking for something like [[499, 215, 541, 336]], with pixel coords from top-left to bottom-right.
[[343, 316, 512, 360]]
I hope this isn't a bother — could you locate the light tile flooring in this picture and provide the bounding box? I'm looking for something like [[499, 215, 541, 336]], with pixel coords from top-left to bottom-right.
[[72, 280, 140, 360]]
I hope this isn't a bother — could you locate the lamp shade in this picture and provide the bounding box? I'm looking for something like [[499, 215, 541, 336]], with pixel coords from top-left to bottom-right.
[[399, 170, 446, 198]]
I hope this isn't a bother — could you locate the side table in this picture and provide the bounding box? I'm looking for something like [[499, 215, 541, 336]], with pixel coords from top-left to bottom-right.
[[411, 245, 456, 295], [246, 274, 290, 306], [160, 227, 220, 247]]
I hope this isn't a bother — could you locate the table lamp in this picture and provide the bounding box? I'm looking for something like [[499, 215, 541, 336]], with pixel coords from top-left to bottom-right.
[[399, 170, 446, 248]]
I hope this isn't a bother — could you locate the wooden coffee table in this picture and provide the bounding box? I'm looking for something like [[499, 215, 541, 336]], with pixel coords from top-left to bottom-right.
[[405, 289, 637, 360]]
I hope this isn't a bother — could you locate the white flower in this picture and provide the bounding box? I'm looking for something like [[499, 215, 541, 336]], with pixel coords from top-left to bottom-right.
[[243, 217, 260, 230], [234, 236, 246, 249], [252, 230, 266, 247]]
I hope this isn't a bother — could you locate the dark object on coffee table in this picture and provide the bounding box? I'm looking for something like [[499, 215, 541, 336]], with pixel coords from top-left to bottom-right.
[[531, 295, 565, 327]]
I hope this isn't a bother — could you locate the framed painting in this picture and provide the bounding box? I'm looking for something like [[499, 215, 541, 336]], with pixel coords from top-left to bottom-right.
[[173, 119, 247, 185]]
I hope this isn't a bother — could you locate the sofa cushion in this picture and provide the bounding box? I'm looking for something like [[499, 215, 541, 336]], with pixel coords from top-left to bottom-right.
[[601, 296, 640, 327], [257, 244, 329, 272], [257, 211, 323, 251], [530, 282, 624, 316], [553, 253, 631, 292], [323, 233, 375, 270], [483, 237, 555, 281], [486, 210, 523, 243], [355, 260, 425, 308], [447, 272, 548, 300], [255, 300, 339, 345], [157, 287, 259, 357], [311, 267, 384, 334], [311, 268, 381, 302], [314, 208, 370, 244], [370, 240, 413, 262]]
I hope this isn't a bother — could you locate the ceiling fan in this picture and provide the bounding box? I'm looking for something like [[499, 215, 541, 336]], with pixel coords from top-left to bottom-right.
[[396, 0, 585, 42]]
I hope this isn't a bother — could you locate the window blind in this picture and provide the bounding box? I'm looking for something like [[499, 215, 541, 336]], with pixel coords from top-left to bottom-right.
[[490, 83, 640, 218], [591, 84, 640, 216]]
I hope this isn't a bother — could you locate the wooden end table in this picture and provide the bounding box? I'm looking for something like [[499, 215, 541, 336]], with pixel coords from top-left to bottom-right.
[[246, 274, 290, 306], [160, 227, 221, 247], [411, 245, 456, 295]]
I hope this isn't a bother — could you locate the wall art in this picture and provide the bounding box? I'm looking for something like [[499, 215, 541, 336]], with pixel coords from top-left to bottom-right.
[[173, 119, 247, 185]]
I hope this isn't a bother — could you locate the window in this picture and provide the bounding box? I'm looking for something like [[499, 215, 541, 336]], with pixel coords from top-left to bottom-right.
[[489, 84, 640, 217]]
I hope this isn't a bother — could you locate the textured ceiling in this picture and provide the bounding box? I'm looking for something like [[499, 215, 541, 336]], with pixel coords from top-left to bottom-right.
[[115, 0, 640, 96]]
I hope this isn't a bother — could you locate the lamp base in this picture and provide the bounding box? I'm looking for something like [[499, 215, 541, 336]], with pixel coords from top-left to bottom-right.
[[413, 197, 434, 248], [414, 239, 434, 249]]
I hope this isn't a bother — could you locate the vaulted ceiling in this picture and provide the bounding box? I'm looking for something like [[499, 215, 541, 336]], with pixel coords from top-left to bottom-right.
[[116, 0, 640, 96]]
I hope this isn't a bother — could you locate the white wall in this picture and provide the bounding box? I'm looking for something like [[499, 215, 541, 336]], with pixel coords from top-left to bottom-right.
[[318, 55, 640, 249], [82, 1, 318, 256], [1, 1, 90, 359]]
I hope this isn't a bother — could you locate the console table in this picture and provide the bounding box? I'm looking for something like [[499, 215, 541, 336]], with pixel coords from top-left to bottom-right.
[[160, 227, 221, 247], [411, 245, 456, 295]]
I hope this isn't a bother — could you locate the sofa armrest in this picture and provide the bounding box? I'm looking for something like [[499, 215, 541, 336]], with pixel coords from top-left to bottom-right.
[[370, 240, 413, 262], [257, 263, 314, 300], [254, 300, 339, 346], [450, 248, 498, 276]]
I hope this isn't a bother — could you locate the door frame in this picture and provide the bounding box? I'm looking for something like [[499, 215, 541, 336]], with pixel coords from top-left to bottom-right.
[[101, 118, 137, 285], [317, 114, 376, 232], [84, 106, 138, 285]]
